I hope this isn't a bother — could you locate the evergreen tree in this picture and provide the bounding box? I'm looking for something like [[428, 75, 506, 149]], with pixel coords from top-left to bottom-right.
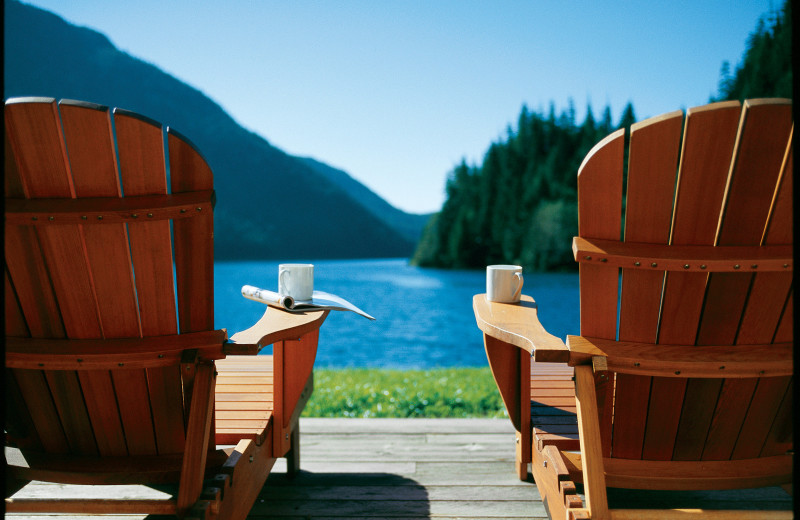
[[715, 0, 792, 100], [412, 2, 788, 271]]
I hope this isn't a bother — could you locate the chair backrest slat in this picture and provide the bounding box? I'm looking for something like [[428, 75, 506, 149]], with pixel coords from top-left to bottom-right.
[[576, 99, 793, 463], [55, 103, 146, 456], [5, 98, 217, 459], [577, 129, 625, 456], [169, 129, 215, 334], [6, 99, 102, 456], [611, 110, 683, 459]]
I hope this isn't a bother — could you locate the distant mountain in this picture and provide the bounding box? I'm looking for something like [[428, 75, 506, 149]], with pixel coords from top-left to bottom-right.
[[299, 157, 433, 244], [4, 0, 429, 260]]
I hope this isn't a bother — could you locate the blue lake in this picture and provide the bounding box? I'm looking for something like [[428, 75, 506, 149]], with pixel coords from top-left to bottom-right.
[[214, 258, 579, 369]]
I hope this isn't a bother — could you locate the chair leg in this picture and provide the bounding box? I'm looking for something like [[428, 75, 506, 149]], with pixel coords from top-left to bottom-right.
[[516, 431, 529, 481], [286, 422, 301, 478]]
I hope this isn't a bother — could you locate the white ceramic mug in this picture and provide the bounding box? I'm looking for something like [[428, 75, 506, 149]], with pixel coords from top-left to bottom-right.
[[486, 265, 523, 303], [278, 263, 314, 302]]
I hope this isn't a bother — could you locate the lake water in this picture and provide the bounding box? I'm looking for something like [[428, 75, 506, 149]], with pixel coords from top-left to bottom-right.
[[214, 258, 579, 369]]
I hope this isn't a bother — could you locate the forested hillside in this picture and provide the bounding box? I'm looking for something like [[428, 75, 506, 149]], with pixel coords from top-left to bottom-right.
[[413, 0, 792, 271], [412, 103, 634, 271]]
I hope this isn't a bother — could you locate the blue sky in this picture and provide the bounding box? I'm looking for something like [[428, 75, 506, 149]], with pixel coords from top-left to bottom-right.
[[15, 1, 776, 213]]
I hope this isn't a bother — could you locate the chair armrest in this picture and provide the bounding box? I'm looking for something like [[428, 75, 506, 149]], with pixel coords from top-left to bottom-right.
[[224, 307, 329, 355], [473, 294, 568, 362]]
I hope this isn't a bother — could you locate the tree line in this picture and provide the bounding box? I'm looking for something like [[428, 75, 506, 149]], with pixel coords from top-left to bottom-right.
[[412, 0, 791, 271]]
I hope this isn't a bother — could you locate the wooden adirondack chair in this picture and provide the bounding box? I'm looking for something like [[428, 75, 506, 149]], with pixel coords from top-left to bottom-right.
[[474, 99, 793, 519], [4, 97, 329, 519]]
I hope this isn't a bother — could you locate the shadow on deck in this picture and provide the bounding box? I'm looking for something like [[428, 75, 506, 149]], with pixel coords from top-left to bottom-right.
[[6, 418, 792, 519]]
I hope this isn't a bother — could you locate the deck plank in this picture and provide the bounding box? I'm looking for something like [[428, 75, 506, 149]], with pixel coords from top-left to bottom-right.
[[6, 418, 791, 519]]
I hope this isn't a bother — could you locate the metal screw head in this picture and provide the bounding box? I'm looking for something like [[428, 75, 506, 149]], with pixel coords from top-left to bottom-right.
[[600, 258, 607, 263], [733, 264, 740, 270], [683, 264, 690, 269], [751, 264, 758, 269], [249, 455, 254, 462], [81, 215, 88, 220], [651, 262, 658, 268], [700, 265, 707, 270], [180, 208, 187, 213], [584, 256, 592, 261], [97, 215, 103, 220], [32, 216, 38, 221], [48, 216, 55, 221], [196, 207, 203, 212], [132, 213, 139, 218], [674, 370, 681, 375], [147, 213, 154, 218], [633, 362, 640, 367], [634, 261, 641, 267]]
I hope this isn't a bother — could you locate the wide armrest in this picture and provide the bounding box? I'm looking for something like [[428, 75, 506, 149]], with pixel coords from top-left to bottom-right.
[[473, 294, 568, 362], [225, 307, 329, 355]]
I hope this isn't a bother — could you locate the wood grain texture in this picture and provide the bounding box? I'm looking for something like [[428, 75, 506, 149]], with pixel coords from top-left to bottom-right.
[[613, 110, 683, 460], [59, 101, 135, 457], [114, 109, 184, 455], [473, 294, 567, 359], [686, 100, 793, 461], [574, 365, 609, 519], [657, 101, 742, 462], [168, 128, 214, 334]]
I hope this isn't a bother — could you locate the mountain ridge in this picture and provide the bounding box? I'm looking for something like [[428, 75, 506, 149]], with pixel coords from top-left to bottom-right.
[[4, 0, 429, 260]]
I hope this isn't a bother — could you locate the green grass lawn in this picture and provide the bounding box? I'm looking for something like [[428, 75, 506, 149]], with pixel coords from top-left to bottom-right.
[[303, 367, 508, 418]]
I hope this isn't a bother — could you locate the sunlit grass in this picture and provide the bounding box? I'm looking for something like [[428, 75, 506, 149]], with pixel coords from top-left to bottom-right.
[[303, 367, 508, 418]]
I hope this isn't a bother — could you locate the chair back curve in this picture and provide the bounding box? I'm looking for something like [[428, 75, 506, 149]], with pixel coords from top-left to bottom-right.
[[5, 97, 219, 458], [575, 98, 793, 462]]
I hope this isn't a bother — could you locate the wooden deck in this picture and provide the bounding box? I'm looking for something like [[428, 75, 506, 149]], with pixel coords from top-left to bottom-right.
[[7, 418, 792, 519]]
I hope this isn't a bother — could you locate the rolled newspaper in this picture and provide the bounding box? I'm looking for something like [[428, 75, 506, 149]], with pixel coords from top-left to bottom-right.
[[241, 285, 295, 310], [241, 284, 376, 320]]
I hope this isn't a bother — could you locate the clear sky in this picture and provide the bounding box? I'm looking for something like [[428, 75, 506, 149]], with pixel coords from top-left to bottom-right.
[[15, 1, 776, 214]]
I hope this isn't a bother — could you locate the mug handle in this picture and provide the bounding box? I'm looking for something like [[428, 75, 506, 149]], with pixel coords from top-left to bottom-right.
[[512, 273, 523, 301]]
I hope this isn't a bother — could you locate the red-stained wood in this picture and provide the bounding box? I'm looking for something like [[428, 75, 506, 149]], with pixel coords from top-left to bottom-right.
[[682, 100, 793, 461], [759, 378, 793, 457], [167, 128, 217, 444], [5, 268, 30, 337], [5, 98, 102, 457], [177, 362, 216, 516], [114, 109, 184, 455], [577, 129, 624, 457], [4, 369, 43, 451], [613, 110, 683, 460], [729, 125, 795, 461], [5, 98, 329, 518], [168, 128, 214, 334], [655, 101, 742, 461], [272, 330, 320, 457], [59, 100, 133, 457], [485, 333, 532, 477]]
